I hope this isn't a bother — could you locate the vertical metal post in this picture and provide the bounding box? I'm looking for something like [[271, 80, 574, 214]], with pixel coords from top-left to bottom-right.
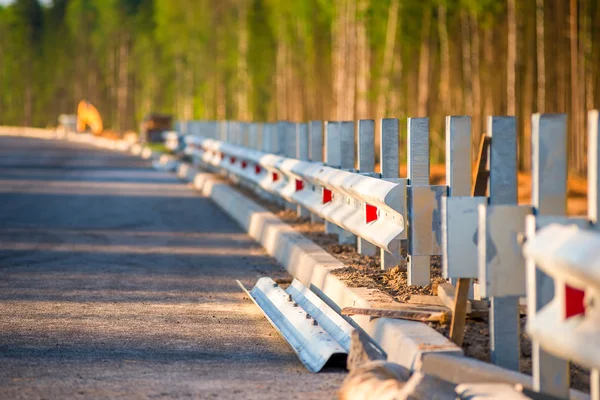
[[484, 116, 521, 371], [589, 110, 599, 225], [276, 121, 286, 155], [442, 115, 474, 281], [256, 123, 263, 151], [309, 121, 323, 162], [309, 121, 324, 224], [379, 118, 401, 269], [325, 121, 341, 167], [225, 121, 232, 143], [340, 121, 355, 170], [445, 116, 472, 197], [529, 113, 570, 396], [296, 123, 310, 218], [262, 123, 271, 152], [589, 111, 600, 400], [282, 122, 297, 210], [324, 121, 343, 236], [249, 123, 257, 150], [357, 119, 377, 256], [407, 117, 431, 286], [336, 121, 357, 244], [285, 122, 297, 158]]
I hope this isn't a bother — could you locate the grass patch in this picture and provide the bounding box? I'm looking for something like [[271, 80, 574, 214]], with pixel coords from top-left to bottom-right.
[[145, 143, 170, 154]]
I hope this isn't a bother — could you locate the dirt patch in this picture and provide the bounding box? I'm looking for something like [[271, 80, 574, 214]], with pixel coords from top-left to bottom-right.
[[231, 180, 590, 393]]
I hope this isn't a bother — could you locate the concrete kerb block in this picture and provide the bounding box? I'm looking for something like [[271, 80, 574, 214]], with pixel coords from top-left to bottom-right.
[[176, 162, 199, 182]]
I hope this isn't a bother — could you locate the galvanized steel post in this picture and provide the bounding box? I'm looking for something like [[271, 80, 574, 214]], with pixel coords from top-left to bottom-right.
[[357, 119, 377, 256], [379, 118, 402, 270], [308, 121, 324, 224]]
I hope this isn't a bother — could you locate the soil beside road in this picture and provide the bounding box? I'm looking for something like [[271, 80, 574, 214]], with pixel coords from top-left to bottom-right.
[[0, 136, 345, 399]]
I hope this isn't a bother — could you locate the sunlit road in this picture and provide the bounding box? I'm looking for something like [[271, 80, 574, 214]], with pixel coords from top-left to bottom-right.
[[0, 136, 344, 399]]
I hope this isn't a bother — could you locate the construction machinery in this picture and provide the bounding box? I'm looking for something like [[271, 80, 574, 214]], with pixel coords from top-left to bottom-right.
[[76, 100, 103, 135]]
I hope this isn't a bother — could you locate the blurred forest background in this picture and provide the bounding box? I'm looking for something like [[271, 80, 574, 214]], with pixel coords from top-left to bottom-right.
[[1, 0, 599, 173]]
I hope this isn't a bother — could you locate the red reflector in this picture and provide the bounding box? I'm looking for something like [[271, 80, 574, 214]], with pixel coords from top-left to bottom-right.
[[565, 285, 585, 318], [255, 165, 262, 174], [272, 172, 279, 181], [295, 180, 304, 191], [323, 189, 332, 204], [241, 161, 247, 169], [366, 204, 378, 223], [230, 157, 236, 164]]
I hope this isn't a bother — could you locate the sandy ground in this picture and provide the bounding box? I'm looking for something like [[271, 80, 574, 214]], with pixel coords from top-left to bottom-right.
[[0, 137, 345, 399]]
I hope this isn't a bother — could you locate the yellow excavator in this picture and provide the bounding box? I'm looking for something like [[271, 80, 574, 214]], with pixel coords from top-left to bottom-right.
[[75, 100, 131, 140], [77, 100, 104, 136], [76, 100, 104, 135]]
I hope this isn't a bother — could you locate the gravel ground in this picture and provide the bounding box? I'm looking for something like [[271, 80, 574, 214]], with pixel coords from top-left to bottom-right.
[[0, 136, 345, 399]]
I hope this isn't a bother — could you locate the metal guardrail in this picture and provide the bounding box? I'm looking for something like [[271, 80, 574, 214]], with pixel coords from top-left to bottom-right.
[[524, 224, 600, 371], [185, 135, 407, 256], [179, 112, 600, 399]]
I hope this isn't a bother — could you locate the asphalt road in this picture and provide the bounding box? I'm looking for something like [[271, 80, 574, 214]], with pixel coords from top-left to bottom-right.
[[0, 136, 345, 399]]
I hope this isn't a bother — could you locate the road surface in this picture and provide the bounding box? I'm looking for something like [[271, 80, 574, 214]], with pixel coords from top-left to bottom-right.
[[0, 136, 345, 399]]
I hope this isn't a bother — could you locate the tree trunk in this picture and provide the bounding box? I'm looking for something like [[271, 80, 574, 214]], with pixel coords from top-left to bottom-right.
[[470, 14, 482, 152], [344, 0, 357, 121], [276, 40, 288, 120], [461, 11, 473, 117], [216, 23, 226, 120], [483, 28, 494, 119], [24, 75, 32, 127], [417, 6, 431, 117], [507, 0, 517, 115], [355, 0, 369, 119], [536, 0, 546, 113], [236, 2, 249, 121], [332, 0, 347, 120], [117, 37, 129, 132], [438, 4, 450, 117], [569, 0, 579, 173], [376, 0, 399, 119], [522, 5, 535, 172]]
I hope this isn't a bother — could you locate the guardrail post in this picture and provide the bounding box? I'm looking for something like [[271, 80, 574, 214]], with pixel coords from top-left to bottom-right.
[[441, 116, 481, 345], [379, 118, 402, 270], [241, 122, 249, 147], [407, 117, 429, 284], [283, 122, 297, 210], [219, 121, 226, 141], [276, 121, 286, 156], [248, 123, 257, 150], [309, 121, 324, 224], [357, 119, 377, 256], [262, 123, 272, 152], [587, 110, 599, 400], [339, 121, 357, 244], [525, 114, 574, 397], [324, 121, 343, 237], [477, 116, 527, 372], [296, 122, 310, 218], [442, 116, 482, 279], [407, 117, 446, 286]]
